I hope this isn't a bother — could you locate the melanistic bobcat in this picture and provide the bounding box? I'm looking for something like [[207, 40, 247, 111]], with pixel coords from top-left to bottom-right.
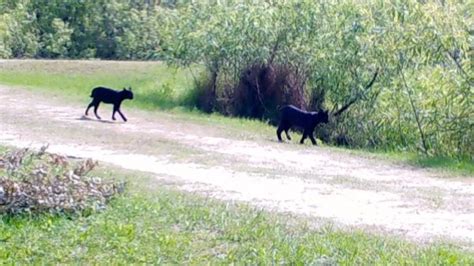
[[85, 86, 134, 122], [277, 105, 329, 145]]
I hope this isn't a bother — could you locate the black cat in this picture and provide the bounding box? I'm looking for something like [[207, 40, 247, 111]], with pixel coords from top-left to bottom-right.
[[277, 105, 329, 145], [85, 86, 134, 122]]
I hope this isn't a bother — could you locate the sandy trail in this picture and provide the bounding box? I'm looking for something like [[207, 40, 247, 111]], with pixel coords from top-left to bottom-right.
[[0, 85, 473, 246]]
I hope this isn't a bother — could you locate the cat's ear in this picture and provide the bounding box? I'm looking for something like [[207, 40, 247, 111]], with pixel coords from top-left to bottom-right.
[[128, 86, 132, 91]]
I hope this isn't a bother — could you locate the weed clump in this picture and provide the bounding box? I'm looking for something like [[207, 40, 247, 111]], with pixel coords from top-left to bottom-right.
[[0, 146, 125, 215]]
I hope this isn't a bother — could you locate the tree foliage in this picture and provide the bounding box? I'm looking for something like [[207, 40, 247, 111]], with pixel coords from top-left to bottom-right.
[[162, 0, 473, 158], [0, 0, 165, 59]]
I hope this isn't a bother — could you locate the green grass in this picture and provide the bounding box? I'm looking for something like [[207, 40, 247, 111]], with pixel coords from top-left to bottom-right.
[[1, 155, 472, 264], [388, 152, 474, 176], [338, 147, 474, 176], [0, 59, 472, 175], [0, 60, 199, 109]]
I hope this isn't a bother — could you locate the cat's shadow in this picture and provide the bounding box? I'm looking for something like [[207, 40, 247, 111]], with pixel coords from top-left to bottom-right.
[[77, 115, 123, 124]]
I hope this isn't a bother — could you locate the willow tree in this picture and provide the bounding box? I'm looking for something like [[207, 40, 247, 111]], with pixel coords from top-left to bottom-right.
[[161, 0, 472, 158]]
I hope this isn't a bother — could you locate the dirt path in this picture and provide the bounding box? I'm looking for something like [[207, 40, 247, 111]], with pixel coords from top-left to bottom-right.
[[1, 85, 473, 246]]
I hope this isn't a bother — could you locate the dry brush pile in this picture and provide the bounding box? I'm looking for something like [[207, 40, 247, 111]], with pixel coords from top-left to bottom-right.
[[0, 146, 125, 215]]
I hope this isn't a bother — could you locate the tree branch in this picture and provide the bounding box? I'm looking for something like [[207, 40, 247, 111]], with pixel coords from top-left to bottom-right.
[[446, 51, 473, 86], [398, 64, 429, 154], [333, 68, 379, 117]]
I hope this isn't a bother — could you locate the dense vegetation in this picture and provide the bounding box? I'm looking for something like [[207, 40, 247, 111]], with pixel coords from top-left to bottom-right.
[[0, 0, 472, 158], [161, 1, 473, 159]]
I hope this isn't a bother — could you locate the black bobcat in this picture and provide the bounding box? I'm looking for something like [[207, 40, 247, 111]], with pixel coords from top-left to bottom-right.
[[85, 86, 134, 122], [277, 105, 329, 145]]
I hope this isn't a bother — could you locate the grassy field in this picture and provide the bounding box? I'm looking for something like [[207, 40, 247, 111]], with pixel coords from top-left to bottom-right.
[[0, 60, 199, 109], [0, 59, 472, 175], [0, 146, 472, 264]]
